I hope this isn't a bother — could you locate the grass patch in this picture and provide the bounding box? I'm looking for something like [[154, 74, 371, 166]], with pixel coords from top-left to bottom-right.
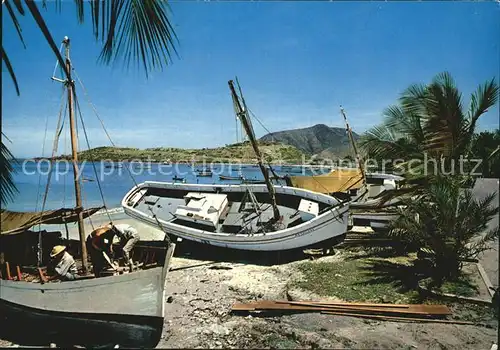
[[292, 253, 421, 304], [420, 274, 480, 298]]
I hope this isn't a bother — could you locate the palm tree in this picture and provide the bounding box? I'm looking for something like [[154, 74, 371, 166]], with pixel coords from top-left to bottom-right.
[[1, 0, 178, 205], [0, 133, 18, 204], [360, 72, 499, 178], [470, 129, 500, 178], [387, 175, 499, 283]]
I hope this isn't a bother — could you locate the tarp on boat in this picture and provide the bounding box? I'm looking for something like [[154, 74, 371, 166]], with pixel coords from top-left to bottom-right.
[[288, 169, 364, 194], [0, 207, 103, 235]]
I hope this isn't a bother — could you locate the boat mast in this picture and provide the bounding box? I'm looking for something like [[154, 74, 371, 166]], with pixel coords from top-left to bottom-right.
[[340, 106, 366, 185], [228, 79, 281, 222], [63, 37, 89, 272]]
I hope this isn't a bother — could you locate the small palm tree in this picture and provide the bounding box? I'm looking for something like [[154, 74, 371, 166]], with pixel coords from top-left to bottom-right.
[[470, 129, 500, 178], [1, 0, 178, 205], [0, 133, 18, 204], [360, 72, 499, 178], [388, 175, 499, 283]]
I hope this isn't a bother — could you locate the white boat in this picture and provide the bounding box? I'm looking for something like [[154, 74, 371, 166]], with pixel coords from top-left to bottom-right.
[[122, 182, 349, 251], [0, 37, 176, 348], [122, 79, 350, 251]]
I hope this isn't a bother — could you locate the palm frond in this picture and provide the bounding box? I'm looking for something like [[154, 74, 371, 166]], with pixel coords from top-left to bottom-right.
[[4, 0, 26, 48], [12, 0, 25, 14], [2, 47, 20, 96], [0, 134, 18, 205], [467, 78, 499, 139], [73, 0, 179, 78], [24, 0, 70, 79], [488, 145, 500, 160]]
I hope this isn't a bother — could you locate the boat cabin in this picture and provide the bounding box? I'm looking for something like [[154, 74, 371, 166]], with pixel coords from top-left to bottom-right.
[[174, 192, 229, 229]]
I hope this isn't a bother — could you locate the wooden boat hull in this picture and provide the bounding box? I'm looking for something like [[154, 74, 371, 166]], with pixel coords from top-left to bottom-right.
[[0, 298, 162, 348], [0, 244, 175, 347], [122, 182, 349, 251]]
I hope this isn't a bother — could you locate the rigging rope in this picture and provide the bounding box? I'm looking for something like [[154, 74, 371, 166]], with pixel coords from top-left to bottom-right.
[[62, 106, 68, 208], [239, 94, 354, 208], [72, 69, 172, 244], [34, 113, 51, 213], [73, 89, 112, 225], [36, 86, 68, 265], [51, 43, 64, 79]]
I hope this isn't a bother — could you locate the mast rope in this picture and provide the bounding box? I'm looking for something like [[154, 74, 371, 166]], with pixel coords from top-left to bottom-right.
[[34, 112, 51, 213], [72, 68, 172, 244], [36, 86, 68, 265], [73, 90, 112, 225], [250, 104, 356, 198], [63, 106, 68, 208], [51, 42, 64, 79], [72, 91, 99, 233]]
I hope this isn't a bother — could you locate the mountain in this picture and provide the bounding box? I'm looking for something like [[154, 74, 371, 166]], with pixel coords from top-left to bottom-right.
[[259, 124, 359, 159]]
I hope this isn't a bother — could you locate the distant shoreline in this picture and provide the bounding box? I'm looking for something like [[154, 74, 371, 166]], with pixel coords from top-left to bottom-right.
[[16, 159, 336, 168]]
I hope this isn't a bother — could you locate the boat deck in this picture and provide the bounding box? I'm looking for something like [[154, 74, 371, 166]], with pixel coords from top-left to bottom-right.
[[134, 193, 304, 234]]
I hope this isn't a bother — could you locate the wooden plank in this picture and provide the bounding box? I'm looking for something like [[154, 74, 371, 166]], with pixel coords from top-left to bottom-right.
[[16, 265, 22, 281], [232, 301, 451, 316], [276, 300, 411, 309], [5, 262, 12, 280], [321, 311, 479, 325], [38, 267, 47, 283]]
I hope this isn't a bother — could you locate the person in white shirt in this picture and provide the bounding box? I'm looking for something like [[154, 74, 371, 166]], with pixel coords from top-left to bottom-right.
[[108, 223, 140, 266], [49, 245, 78, 281]]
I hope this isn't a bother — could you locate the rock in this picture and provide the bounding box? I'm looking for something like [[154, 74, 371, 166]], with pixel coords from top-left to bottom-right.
[[215, 340, 222, 346]]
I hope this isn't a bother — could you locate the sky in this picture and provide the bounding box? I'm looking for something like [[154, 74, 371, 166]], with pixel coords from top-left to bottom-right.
[[2, 1, 499, 158]]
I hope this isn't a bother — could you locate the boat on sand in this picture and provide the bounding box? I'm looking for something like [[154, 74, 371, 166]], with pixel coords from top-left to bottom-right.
[[0, 37, 175, 348], [122, 79, 349, 251]]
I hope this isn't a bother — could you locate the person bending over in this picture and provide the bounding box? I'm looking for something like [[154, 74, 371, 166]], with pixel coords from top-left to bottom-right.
[[108, 223, 140, 267]]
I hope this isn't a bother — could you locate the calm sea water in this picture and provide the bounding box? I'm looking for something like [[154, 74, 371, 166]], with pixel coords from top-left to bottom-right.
[[8, 161, 319, 212]]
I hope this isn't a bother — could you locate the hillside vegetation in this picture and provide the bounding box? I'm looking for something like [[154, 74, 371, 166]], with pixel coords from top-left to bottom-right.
[[44, 141, 306, 164], [259, 123, 359, 158]]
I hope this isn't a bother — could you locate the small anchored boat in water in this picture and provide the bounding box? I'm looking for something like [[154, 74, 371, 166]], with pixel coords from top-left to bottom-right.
[[219, 174, 244, 181]]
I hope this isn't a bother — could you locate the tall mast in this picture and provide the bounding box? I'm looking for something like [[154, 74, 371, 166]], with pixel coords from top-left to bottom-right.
[[228, 79, 281, 222], [63, 37, 88, 273], [340, 106, 366, 185]]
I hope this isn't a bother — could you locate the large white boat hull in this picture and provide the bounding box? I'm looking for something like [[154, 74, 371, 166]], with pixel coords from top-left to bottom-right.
[[122, 182, 349, 251]]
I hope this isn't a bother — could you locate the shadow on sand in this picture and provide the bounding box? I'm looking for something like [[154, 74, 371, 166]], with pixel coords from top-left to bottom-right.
[[170, 234, 346, 266]]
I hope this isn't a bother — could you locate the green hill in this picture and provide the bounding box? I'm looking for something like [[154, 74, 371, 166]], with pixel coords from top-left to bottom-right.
[[44, 141, 305, 164]]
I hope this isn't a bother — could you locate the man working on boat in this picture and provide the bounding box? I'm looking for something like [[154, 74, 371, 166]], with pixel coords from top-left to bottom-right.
[[48, 245, 78, 281], [108, 223, 140, 267], [86, 226, 116, 277]]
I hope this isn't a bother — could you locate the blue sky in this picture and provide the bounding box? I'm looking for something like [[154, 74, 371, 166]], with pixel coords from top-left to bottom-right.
[[3, 1, 499, 158]]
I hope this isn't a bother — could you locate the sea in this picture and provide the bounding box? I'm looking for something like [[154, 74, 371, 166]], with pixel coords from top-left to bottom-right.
[[7, 160, 325, 213]]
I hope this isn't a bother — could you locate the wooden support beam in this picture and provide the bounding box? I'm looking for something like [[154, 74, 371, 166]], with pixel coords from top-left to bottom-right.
[[16, 265, 22, 281], [232, 300, 451, 316], [276, 300, 411, 309], [38, 268, 47, 283], [5, 262, 12, 280]]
